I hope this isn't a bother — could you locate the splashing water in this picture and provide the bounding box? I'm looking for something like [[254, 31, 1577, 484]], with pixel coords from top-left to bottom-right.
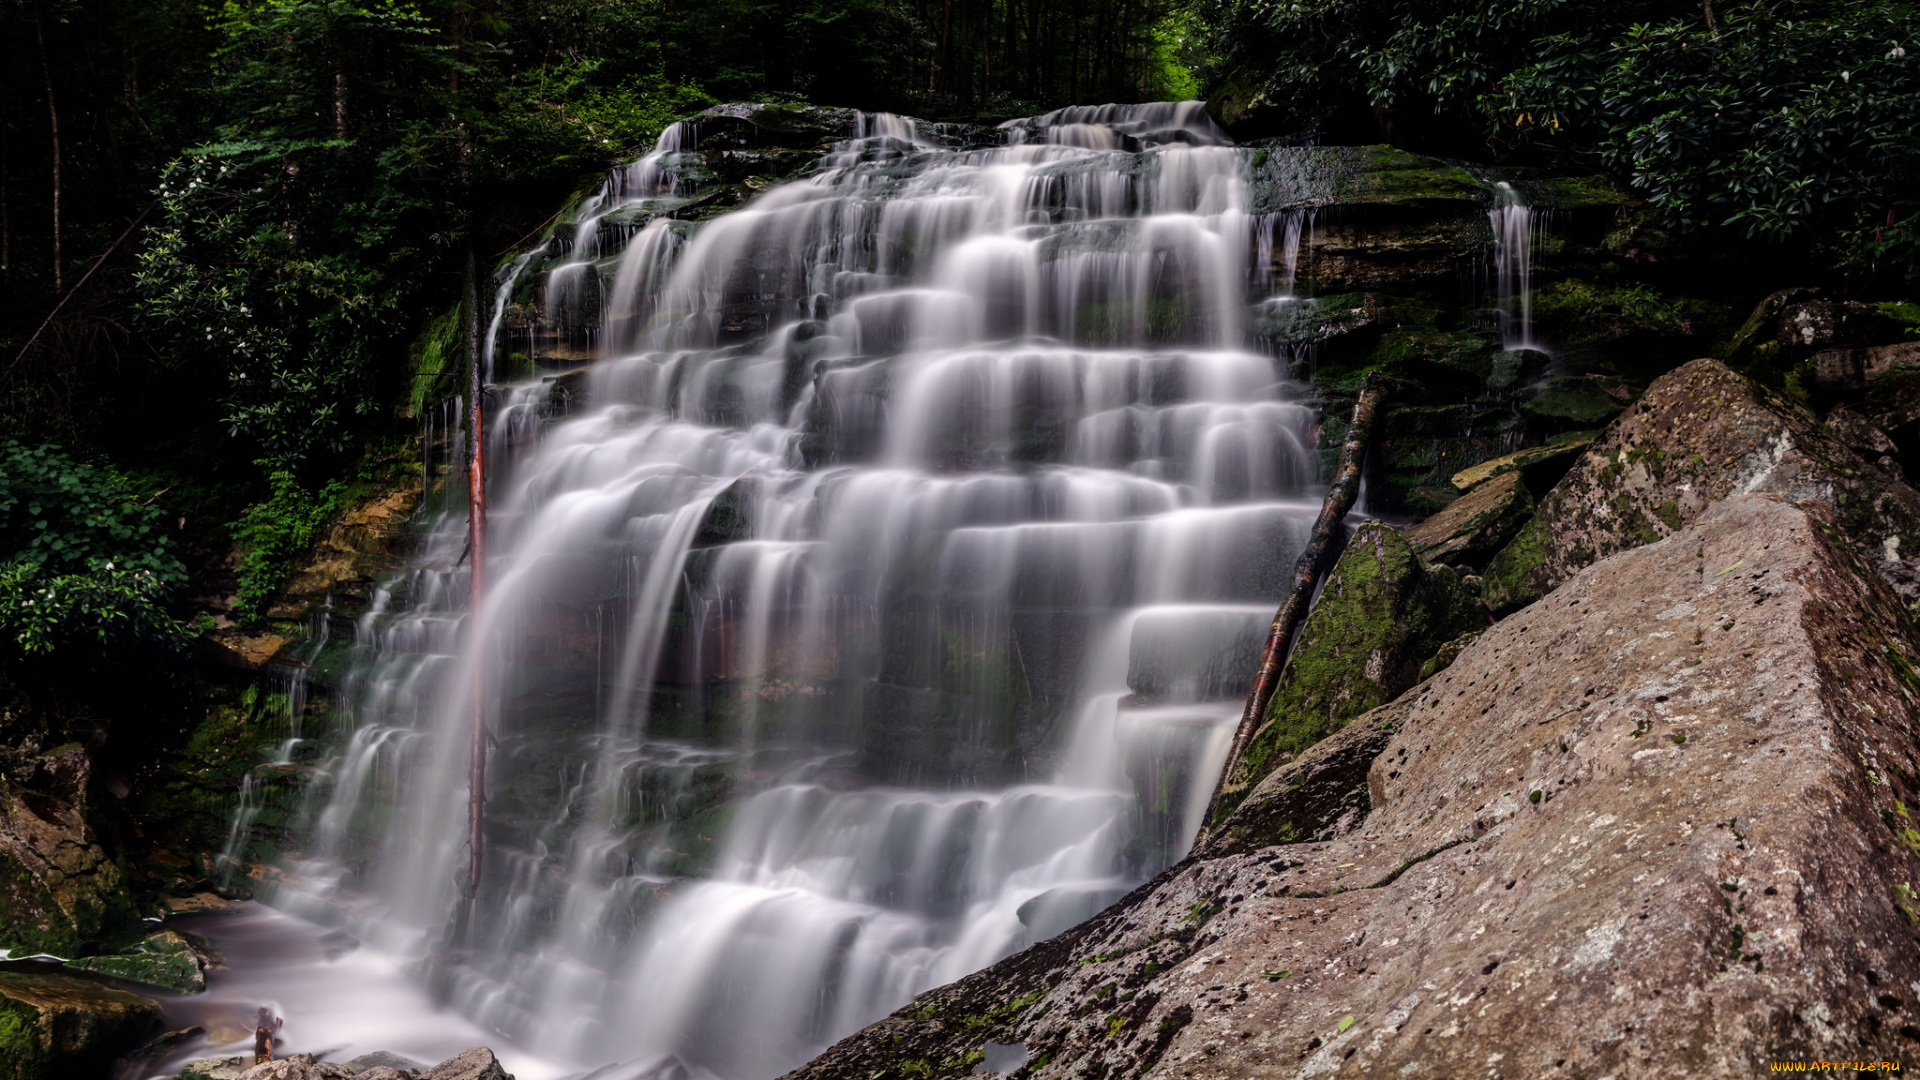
[[258, 102, 1322, 1080]]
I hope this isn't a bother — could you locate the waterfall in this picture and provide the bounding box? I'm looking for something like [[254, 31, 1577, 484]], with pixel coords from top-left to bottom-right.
[[282, 102, 1321, 1080], [1488, 181, 1538, 350]]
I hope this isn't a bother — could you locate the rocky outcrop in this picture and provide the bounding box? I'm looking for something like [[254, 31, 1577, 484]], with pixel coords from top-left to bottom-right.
[[1402, 470, 1531, 570], [785, 493, 1920, 1078], [1209, 521, 1482, 826], [1812, 341, 1920, 390], [0, 738, 138, 957], [1446, 432, 1596, 492], [270, 484, 421, 620], [167, 1047, 509, 1080], [0, 970, 162, 1079], [1483, 357, 1920, 614]]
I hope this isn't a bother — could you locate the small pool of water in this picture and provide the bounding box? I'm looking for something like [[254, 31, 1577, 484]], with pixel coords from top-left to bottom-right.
[[128, 904, 572, 1080]]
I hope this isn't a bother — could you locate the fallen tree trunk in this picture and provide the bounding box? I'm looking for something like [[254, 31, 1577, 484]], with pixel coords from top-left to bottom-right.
[[1198, 373, 1388, 842]]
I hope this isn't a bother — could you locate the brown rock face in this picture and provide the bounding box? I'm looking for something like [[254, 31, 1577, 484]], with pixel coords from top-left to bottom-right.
[[1483, 357, 1920, 613], [0, 741, 137, 956], [785, 495, 1920, 1079], [270, 484, 422, 619], [1403, 470, 1532, 570]]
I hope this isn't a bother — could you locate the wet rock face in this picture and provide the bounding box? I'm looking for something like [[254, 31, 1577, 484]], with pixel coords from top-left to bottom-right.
[[234, 1055, 358, 1080], [0, 970, 162, 1080], [421, 1047, 512, 1080], [789, 494, 1920, 1078], [1216, 522, 1481, 822], [1483, 357, 1920, 614]]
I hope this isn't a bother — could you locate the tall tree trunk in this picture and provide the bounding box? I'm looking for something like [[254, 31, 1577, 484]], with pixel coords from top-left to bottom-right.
[[1198, 374, 1388, 841], [939, 0, 952, 95], [453, 0, 487, 904], [464, 237, 487, 900], [981, 0, 990, 102], [3, 109, 12, 288], [1004, 0, 1017, 100], [1029, 0, 1042, 101], [333, 71, 347, 139], [34, 14, 61, 294]]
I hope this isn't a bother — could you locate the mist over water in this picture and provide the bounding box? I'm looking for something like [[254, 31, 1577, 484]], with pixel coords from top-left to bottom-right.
[[236, 101, 1325, 1080]]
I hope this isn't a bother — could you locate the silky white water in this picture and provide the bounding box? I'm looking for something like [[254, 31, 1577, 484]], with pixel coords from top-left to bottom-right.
[[1488, 180, 1539, 351], [259, 101, 1324, 1080]]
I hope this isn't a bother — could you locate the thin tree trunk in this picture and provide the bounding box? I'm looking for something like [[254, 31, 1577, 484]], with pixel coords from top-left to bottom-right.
[[5, 203, 153, 381], [34, 14, 60, 293], [3, 111, 12, 287], [464, 237, 487, 899], [1197, 374, 1388, 841], [454, 1, 487, 903]]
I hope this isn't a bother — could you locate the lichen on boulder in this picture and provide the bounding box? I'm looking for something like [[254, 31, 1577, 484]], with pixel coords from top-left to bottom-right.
[[1483, 356, 1920, 614]]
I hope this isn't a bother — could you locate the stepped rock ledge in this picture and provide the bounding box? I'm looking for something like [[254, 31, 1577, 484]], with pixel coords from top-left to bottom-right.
[[787, 487, 1920, 1076]]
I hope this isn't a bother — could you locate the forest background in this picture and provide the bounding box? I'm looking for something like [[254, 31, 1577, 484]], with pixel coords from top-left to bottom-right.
[[0, 0, 1915, 702]]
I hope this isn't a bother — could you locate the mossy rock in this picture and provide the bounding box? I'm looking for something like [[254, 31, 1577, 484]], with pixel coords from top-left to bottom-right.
[[66, 931, 206, 994], [1538, 173, 1633, 211], [0, 747, 143, 958], [1519, 374, 1635, 426], [1404, 470, 1533, 571], [1211, 521, 1483, 824], [1332, 147, 1483, 207], [0, 971, 162, 1080]]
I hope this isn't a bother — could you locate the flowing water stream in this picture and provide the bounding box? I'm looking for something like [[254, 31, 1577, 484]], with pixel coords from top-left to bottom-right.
[[182, 102, 1335, 1080]]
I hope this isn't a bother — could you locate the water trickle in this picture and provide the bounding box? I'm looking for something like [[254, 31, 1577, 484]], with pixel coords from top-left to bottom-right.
[[1488, 181, 1540, 350], [269, 102, 1322, 1080]]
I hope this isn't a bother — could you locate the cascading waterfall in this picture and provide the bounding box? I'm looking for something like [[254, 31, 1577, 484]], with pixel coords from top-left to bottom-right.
[[282, 101, 1323, 1080], [1488, 181, 1539, 350]]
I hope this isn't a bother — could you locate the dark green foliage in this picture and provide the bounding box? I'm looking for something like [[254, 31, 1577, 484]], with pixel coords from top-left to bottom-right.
[[0, 563, 190, 657], [0, 442, 184, 582], [1194, 0, 1920, 278], [229, 469, 349, 622], [0, 443, 191, 659]]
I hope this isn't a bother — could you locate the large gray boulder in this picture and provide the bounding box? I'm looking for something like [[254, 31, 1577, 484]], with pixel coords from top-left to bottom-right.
[[782, 493, 1920, 1078]]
